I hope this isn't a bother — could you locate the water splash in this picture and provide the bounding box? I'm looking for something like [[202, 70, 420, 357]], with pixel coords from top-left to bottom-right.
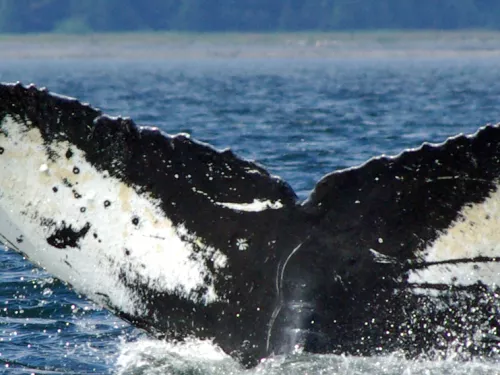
[[116, 338, 500, 375], [116, 338, 240, 375]]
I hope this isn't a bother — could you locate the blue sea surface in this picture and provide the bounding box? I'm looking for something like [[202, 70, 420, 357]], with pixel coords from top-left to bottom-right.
[[1, 55, 500, 374]]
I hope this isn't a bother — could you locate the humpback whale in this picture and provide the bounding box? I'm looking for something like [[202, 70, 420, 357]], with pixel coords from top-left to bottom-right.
[[0, 82, 499, 368]]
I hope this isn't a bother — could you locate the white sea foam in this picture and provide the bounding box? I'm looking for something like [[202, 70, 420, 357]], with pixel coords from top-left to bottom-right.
[[115, 337, 500, 375], [116, 338, 238, 375]]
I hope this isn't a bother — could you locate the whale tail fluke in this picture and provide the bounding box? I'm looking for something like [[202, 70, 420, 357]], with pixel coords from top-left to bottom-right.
[[0, 82, 499, 366]]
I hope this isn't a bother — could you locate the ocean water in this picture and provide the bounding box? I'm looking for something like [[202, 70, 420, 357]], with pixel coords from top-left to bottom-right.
[[1, 55, 500, 374]]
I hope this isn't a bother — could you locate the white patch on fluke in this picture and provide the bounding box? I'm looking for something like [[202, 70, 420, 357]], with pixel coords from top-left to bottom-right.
[[39, 163, 49, 173], [236, 238, 249, 251], [369, 248, 397, 264], [215, 199, 283, 212], [408, 186, 500, 292], [0, 115, 227, 317]]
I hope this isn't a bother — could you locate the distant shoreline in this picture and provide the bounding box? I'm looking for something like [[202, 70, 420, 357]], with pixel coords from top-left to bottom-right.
[[1, 30, 500, 60]]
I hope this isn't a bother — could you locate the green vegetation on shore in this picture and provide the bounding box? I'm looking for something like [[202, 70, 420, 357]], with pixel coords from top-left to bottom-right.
[[1, 0, 500, 34]]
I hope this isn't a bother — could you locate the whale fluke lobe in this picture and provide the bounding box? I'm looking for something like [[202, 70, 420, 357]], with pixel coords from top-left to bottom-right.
[[0, 82, 301, 367], [285, 128, 500, 356], [0, 82, 499, 367]]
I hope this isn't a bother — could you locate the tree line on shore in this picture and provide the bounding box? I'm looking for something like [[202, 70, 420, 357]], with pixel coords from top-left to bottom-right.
[[1, 0, 499, 33]]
